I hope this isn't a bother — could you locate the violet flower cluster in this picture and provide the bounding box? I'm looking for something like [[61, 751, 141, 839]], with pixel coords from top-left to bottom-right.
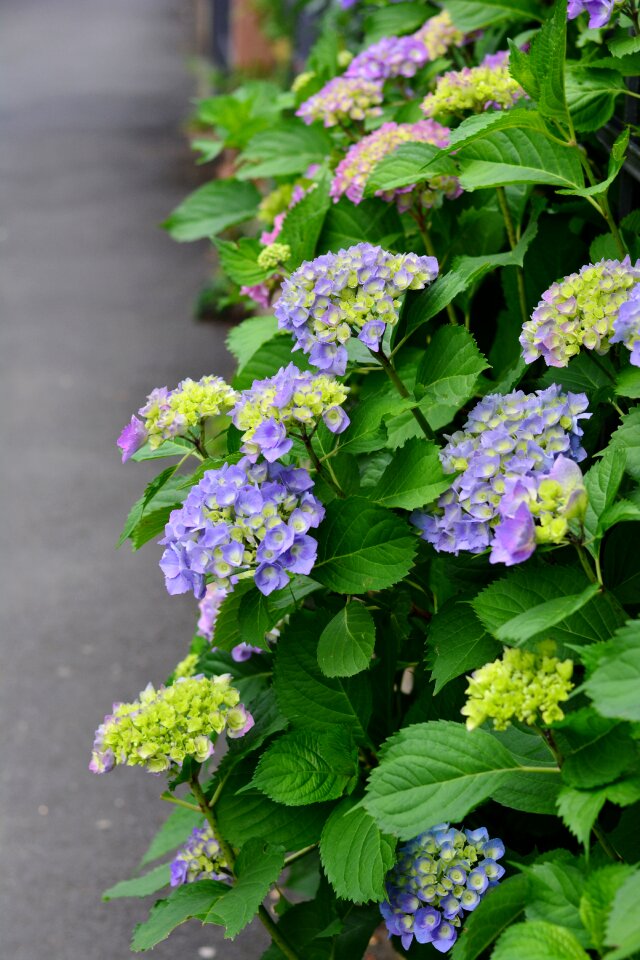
[[231, 363, 350, 462], [421, 51, 526, 119], [296, 75, 384, 128], [381, 824, 505, 953], [411, 386, 590, 566], [159, 458, 324, 598], [567, 0, 616, 28], [170, 823, 231, 887], [520, 258, 640, 367], [117, 376, 237, 462], [275, 243, 438, 376], [611, 283, 640, 365], [344, 13, 464, 83], [330, 120, 461, 210]]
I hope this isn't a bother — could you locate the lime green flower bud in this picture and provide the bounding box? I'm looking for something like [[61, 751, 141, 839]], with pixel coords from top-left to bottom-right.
[[257, 243, 291, 271]]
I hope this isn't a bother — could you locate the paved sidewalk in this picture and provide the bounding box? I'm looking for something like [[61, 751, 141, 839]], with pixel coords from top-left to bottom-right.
[[0, 1, 267, 956]]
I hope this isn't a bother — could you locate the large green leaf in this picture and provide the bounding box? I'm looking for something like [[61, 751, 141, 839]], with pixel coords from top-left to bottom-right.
[[492, 920, 590, 960], [320, 798, 396, 903], [162, 180, 260, 242], [318, 198, 404, 253], [584, 620, 640, 722], [565, 66, 626, 133], [555, 710, 637, 789], [140, 804, 203, 867], [233, 333, 312, 391], [206, 839, 285, 938], [103, 863, 171, 901], [252, 728, 358, 805], [447, 108, 551, 152], [447, 0, 543, 29], [509, 0, 569, 127], [456, 129, 584, 192], [317, 603, 376, 678], [363, 720, 527, 838], [490, 726, 561, 815], [226, 315, 279, 370], [370, 437, 450, 509], [609, 409, 640, 481], [313, 497, 417, 594], [214, 238, 271, 287], [451, 875, 527, 960], [494, 585, 600, 645], [131, 881, 229, 951], [414, 326, 490, 429], [523, 859, 588, 945], [557, 779, 640, 849], [363, 2, 429, 42], [581, 865, 636, 955], [605, 871, 640, 959], [583, 447, 627, 553], [428, 602, 501, 694], [278, 173, 331, 269], [366, 142, 456, 196], [237, 121, 332, 179]]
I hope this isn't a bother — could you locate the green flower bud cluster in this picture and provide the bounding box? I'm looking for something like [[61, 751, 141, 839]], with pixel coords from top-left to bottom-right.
[[461, 647, 574, 731], [421, 52, 525, 120], [257, 243, 292, 271], [258, 184, 296, 225], [139, 376, 238, 451], [89, 674, 253, 775], [291, 70, 317, 94], [172, 652, 199, 680]]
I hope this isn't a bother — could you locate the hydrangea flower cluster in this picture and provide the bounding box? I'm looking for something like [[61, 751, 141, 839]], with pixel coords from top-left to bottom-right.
[[173, 652, 199, 680], [117, 377, 238, 462], [275, 243, 438, 376], [89, 675, 253, 775], [461, 647, 574, 731], [170, 823, 231, 887], [344, 13, 464, 83], [296, 76, 384, 127], [330, 120, 461, 210], [159, 458, 324, 598], [231, 364, 350, 461], [611, 283, 640, 365], [520, 258, 640, 367], [257, 243, 291, 271], [421, 51, 526, 119], [381, 824, 505, 953], [567, 0, 616, 27], [411, 386, 590, 565]]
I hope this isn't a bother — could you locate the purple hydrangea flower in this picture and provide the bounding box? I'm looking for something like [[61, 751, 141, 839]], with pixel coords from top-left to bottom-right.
[[197, 583, 229, 642], [344, 13, 464, 83], [117, 416, 147, 462], [240, 283, 272, 309], [275, 244, 438, 376], [159, 458, 324, 598], [567, 0, 615, 27], [610, 282, 640, 366], [380, 823, 505, 953], [412, 386, 590, 565], [296, 76, 384, 128], [170, 823, 232, 887]]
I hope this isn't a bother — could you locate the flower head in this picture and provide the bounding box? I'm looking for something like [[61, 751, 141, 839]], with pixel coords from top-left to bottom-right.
[[461, 647, 574, 731], [275, 243, 438, 375], [117, 416, 147, 463], [421, 51, 526, 119], [381, 823, 505, 953], [89, 674, 253, 775], [610, 282, 640, 366], [296, 76, 384, 127], [344, 13, 464, 83], [521, 258, 640, 367], [567, 0, 616, 28], [411, 386, 590, 564], [173, 652, 199, 680], [330, 120, 461, 210], [170, 823, 232, 887], [159, 458, 324, 598]]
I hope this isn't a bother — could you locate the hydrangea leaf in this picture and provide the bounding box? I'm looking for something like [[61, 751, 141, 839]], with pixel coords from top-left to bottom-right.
[[428, 602, 501, 694], [508, 0, 569, 126], [319, 797, 396, 903], [580, 865, 636, 953], [609, 409, 640, 481], [494, 584, 600, 645], [451, 874, 527, 960], [564, 66, 626, 134], [317, 603, 376, 678], [214, 238, 272, 287], [555, 710, 637, 789], [226, 315, 279, 371], [583, 620, 640, 721], [414, 326, 490, 430], [445, 0, 544, 30], [232, 334, 312, 391], [370, 437, 450, 509], [492, 920, 591, 960], [131, 880, 229, 951], [366, 142, 456, 196], [523, 860, 589, 946], [490, 726, 561, 815], [205, 839, 285, 939], [604, 870, 640, 959], [583, 447, 627, 550], [456, 128, 584, 192], [102, 863, 171, 901], [278, 172, 331, 269], [318, 197, 404, 253], [446, 107, 550, 152], [162, 179, 260, 242], [313, 497, 417, 594], [140, 804, 204, 867], [363, 3, 429, 43], [236, 120, 332, 179], [251, 728, 358, 806]]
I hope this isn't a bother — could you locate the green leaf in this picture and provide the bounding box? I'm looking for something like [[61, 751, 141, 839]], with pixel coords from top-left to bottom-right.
[[320, 797, 396, 903], [523, 859, 588, 945], [363, 2, 429, 42], [318, 197, 404, 253], [238, 587, 277, 651], [616, 366, 640, 399], [206, 840, 285, 938], [581, 865, 636, 954], [456, 129, 584, 192], [252, 728, 358, 805], [490, 726, 561, 815], [237, 121, 332, 179], [274, 611, 372, 741], [447, 108, 551, 152], [556, 710, 637, 789], [584, 620, 640, 721], [214, 238, 271, 287], [492, 920, 590, 960], [414, 326, 490, 429], [317, 603, 376, 678], [565, 66, 626, 133], [494, 585, 600, 645], [196, 81, 286, 149], [609, 409, 640, 480], [446, 0, 543, 29], [226, 315, 279, 370], [509, 0, 569, 127], [363, 720, 522, 838], [233, 333, 313, 391], [131, 881, 229, 951], [162, 179, 260, 242], [278, 173, 331, 269], [131, 437, 193, 462], [451, 874, 528, 960], [558, 128, 629, 197], [605, 870, 640, 959], [557, 785, 609, 848], [428, 602, 501, 694], [313, 497, 417, 594], [583, 447, 627, 551], [140, 804, 203, 866], [539, 351, 614, 405], [103, 863, 171, 901], [366, 142, 456, 196], [370, 437, 450, 509]]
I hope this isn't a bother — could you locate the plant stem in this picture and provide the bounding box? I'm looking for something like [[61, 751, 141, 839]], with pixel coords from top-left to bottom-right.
[[300, 430, 344, 498], [283, 844, 317, 868], [410, 207, 458, 325], [372, 346, 434, 440], [160, 792, 201, 813], [496, 187, 529, 329], [258, 906, 300, 960], [575, 543, 602, 586], [600, 195, 629, 258]]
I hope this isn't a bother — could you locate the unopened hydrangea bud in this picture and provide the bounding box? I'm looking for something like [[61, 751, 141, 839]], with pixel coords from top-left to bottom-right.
[[291, 70, 316, 94], [258, 184, 296, 225], [421, 51, 526, 119], [296, 76, 384, 127], [381, 822, 505, 953], [173, 652, 199, 680], [89, 675, 253, 775], [610, 282, 640, 366], [257, 243, 291, 271], [330, 120, 461, 210], [521, 258, 640, 367], [567, 0, 616, 28], [461, 647, 574, 731], [275, 243, 438, 376], [170, 823, 232, 886]]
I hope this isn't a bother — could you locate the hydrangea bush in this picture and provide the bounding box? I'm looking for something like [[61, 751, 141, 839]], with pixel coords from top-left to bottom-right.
[[95, 0, 640, 957]]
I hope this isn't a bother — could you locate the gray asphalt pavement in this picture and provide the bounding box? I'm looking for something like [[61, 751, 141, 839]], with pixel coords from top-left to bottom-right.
[[0, 1, 267, 957]]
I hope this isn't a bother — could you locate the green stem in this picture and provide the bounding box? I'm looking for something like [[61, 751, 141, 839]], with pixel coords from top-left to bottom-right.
[[575, 543, 602, 587], [373, 346, 434, 440], [258, 906, 300, 960], [301, 431, 344, 498], [160, 792, 201, 813], [410, 208, 458, 325], [578, 154, 628, 258], [283, 844, 317, 868], [496, 187, 529, 329]]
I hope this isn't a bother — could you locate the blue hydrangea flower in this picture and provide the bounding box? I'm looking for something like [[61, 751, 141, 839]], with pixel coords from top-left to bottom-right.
[[610, 282, 640, 366], [411, 386, 590, 565], [159, 458, 324, 598], [170, 823, 232, 886], [380, 823, 505, 953], [275, 243, 438, 376], [567, 0, 615, 27]]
